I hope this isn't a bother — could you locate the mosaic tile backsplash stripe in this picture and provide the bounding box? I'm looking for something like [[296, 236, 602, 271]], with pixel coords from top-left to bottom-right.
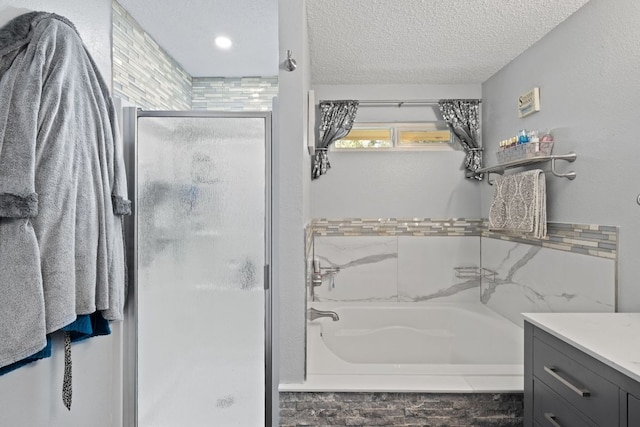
[[112, 1, 192, 111], [307, 218, 618, 260], [482, 221, 618, 260], [311, 218, 483, 237], [192, 77, 278, 111]]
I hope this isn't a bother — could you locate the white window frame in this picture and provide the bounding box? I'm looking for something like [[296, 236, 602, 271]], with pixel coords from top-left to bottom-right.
[[332, 122, 454, 152]]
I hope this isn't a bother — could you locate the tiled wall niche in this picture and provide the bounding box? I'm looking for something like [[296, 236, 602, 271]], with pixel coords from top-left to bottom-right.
[[306, 218, 618, 323]]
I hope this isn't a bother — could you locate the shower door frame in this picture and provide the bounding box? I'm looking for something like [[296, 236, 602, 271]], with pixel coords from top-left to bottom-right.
[[121, 109, 273, 427]]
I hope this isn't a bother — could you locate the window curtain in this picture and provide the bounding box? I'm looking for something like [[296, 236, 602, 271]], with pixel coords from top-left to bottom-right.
[[312, 100, 359, 180], [438, 99, 483, 181]]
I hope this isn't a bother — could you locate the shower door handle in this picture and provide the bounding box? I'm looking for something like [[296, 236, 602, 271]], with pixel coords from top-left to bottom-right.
[[264, 264, 270, 290]]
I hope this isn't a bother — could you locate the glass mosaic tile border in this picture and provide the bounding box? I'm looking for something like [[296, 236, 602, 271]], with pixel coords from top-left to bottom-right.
[[305, 218, 618, 260], [311, 218, 483, 237], [192, 77, 278, 112], [112, 1, 192, 111], [482, 221, 617, 260], [113, 2, 278, 112]]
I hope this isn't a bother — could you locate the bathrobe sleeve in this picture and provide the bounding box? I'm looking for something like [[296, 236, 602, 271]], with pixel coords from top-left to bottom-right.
[[0, 40, 42, 218]]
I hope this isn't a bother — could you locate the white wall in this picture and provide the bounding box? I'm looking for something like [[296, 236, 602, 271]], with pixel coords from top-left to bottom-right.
[[0, 2, 121, 427], [276, 0, 310, 389], [311, 84, 482, 218], [481, 0, 640, 312]]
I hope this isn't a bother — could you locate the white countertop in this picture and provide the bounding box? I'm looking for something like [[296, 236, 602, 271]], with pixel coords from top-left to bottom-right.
[[524, 312, 640, 383]]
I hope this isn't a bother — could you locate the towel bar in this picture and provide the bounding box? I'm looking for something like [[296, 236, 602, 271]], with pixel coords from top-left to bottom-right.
[[477, 152, 577, 185]]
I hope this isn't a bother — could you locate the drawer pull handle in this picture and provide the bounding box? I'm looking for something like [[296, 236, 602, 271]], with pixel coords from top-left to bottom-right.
[[544, 366, 591, 397], [544, 412, 562, 427]]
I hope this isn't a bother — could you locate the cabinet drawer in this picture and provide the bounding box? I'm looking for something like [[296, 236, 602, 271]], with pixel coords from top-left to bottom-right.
[[533, 337, 618, 426], [534, 378, 597, 427]]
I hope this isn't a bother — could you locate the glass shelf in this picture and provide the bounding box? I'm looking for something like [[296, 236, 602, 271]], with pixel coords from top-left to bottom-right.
[[476, 152, 577, 183]]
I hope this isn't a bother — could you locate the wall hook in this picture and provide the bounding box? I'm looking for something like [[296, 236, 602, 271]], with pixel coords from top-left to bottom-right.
[[284, 50, 297, 72]]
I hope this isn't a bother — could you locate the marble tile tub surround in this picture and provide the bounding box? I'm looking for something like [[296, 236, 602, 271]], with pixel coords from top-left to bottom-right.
[[312, 235, 481, 303], [307, 219, 484, 303], [481, 237, 616, 327], [280, 392, 523, 427], [306, 218, 618, 304], [313, 236, 399, 302]]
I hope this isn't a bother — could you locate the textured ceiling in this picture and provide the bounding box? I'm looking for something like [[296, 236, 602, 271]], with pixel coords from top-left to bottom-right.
[[116, 0, 279, 77], [307, 0, 591, 84], [116, 0, 590, 83]]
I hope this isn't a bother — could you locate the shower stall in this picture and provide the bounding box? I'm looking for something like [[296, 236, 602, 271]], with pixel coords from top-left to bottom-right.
[[121, 109, 272, 427]]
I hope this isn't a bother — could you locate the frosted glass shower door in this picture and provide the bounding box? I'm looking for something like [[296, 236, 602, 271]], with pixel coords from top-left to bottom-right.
[[136, 114, 269, 427]]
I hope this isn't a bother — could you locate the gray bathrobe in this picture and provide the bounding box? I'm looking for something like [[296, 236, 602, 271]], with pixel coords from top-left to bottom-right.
[[0, 12, 130, 368]]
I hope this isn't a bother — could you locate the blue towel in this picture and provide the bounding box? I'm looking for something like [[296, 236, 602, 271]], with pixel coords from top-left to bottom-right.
[[0, 338, 52, 375], [0, 312, 110, 376], [62, 312, 111, 343]]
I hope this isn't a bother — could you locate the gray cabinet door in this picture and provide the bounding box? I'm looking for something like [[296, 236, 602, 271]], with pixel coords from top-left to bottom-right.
[[628, 393, 640, 426]]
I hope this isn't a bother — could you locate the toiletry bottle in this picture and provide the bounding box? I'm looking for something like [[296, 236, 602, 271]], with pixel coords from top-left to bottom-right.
[[518, 129, 529, 144]]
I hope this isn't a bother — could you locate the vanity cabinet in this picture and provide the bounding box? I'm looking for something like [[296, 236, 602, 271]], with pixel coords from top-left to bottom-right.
[[524, 318, 640, 427]]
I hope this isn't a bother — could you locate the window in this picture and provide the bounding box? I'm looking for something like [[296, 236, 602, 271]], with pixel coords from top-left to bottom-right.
[[334, 122, 452, 150], [334, 127, 393, 149]]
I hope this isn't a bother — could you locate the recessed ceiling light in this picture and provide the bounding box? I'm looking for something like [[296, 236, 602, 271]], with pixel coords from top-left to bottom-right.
[[214, 36, 232, 49]]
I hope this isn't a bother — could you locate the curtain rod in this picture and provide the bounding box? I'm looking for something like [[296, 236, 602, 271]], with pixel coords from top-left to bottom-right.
[[357, 99, 482, 107]]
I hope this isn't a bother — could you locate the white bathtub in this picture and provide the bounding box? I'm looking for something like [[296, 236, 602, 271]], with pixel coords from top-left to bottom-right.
[[281, 301, 524, 393]]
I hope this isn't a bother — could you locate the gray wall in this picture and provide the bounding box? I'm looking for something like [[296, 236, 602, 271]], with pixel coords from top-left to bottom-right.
[[276, 0, 311, 391], [481, 0, 640, 312], [0, 2, 122, 427], [311, 84, 482, 219]]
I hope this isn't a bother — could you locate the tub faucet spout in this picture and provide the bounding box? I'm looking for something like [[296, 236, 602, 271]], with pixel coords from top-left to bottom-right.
[[308, 308, 339, 321]]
